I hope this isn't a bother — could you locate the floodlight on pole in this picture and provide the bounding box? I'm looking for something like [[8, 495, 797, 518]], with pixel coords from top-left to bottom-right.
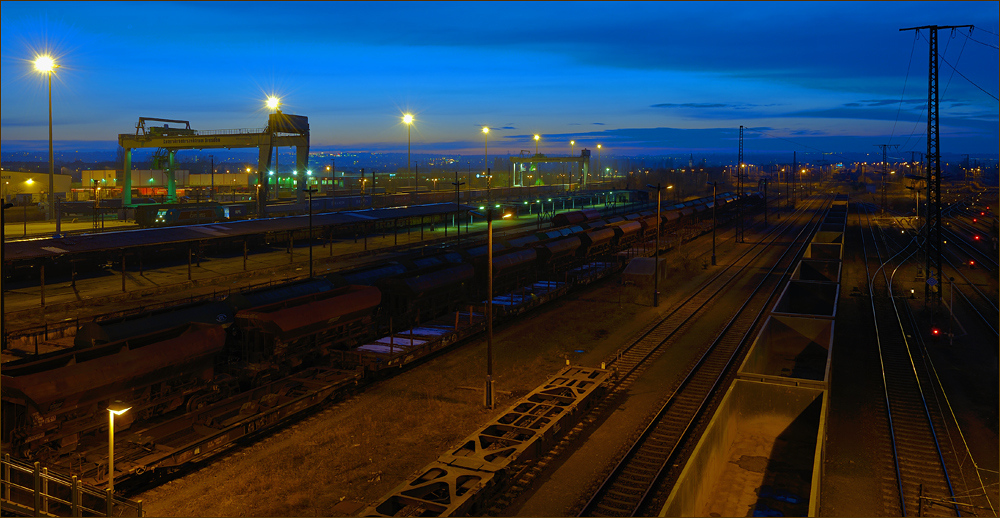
[[107, 401, 131, 495], [483, 127, 489, 183], [533, 134, 540, 155], [34, 55, 58, 221], [404, 114, 414, 189]]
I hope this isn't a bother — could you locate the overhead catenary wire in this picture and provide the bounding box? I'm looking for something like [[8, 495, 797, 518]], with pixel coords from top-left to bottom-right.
[[890, 31, 920, 144], [920, 29, 999, 101]]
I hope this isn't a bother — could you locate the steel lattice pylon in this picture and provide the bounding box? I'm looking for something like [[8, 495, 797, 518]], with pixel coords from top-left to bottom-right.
[[875, 144, 898, 216], [901, 24, 972, 307]]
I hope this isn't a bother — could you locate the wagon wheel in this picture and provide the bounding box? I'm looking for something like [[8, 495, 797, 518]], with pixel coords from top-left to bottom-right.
[[185, 394, 215, 413]]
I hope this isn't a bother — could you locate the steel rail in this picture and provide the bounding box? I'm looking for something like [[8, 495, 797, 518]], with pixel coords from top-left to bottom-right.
[[859, 202, 961, 517], [579, 197, 829, 517]]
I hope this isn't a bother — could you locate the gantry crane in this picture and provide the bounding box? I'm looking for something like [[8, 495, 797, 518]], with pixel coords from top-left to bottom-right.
[[118, 113, 310, 217]]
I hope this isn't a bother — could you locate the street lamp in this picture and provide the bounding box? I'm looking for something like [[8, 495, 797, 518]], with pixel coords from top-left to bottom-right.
[[266, 97, 281, 202], [647, 183, 665, 307], [107, 401, 131, 495], [708, 181, 717, 265], [533, 134, 540, 155], [34, 55, 58, 221], [485, 207, 513, 409], [597, 144, 602, 183], [403, 114, 414, 189], [1, 202, 13, 348], [570, 140, 576, 191], [303, 188, 318, 277], [452, 173, 465, 246], [483, 126, 489, 182]]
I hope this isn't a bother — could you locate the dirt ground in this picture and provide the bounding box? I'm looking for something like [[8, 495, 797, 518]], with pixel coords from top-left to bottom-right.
[[134, 230, 729, 517]]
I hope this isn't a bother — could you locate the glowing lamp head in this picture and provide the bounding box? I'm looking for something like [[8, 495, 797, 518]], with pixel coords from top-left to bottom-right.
[[570, 140, 575, 146], [266, 96, 280, 110], [403, 114, 413, 125], [34, 55, 56, 73], [108, 401, 131, 416], [482, 126, 489, 134], [534, 134, 540, 141]]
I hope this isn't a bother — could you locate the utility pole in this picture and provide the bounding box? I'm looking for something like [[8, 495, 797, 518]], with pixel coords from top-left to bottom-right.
[[209, 154, 215, 201], [452, 171, 465, 247], [901, 24, 973, 309], [874, 144, 898, 215], [736, 125, 744, 243], [792, 151, 797, 208]]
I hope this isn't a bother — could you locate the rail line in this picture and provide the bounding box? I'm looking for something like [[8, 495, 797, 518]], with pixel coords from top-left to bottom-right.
[[858, 201, 963, 517], [576, 196, 829, 517]]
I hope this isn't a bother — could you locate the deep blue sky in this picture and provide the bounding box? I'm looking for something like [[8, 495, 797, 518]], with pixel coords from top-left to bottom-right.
[[2, 1, 998, 158]]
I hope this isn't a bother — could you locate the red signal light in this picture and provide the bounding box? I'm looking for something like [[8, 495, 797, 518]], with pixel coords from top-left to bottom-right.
[[932, 328, 940, 335], [970, 260, 975, 266], [974, 235, 980, 240], [973, 218, 978, 223], [981, 212, 985, 216]]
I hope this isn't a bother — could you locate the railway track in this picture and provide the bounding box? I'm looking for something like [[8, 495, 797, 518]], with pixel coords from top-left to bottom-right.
[[857, 202, 969, 517], [566, 196, 829, 517]]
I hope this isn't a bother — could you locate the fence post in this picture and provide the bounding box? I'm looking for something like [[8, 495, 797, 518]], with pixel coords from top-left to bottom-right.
[[137, 499, 143, 517], [33, 461, 41, 516], [72, 475, 80, 517], [42, 466, 49, 514], [107, 487, 113, 517], [918, 483, 923, 517], [3, 454, 10, 502]]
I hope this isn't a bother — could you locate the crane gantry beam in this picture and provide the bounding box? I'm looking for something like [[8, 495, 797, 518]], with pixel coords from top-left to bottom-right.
[[118, 112, 310, 216]]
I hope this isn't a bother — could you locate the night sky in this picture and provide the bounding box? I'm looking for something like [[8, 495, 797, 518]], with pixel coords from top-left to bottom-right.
[[2, 1, 998, 157]]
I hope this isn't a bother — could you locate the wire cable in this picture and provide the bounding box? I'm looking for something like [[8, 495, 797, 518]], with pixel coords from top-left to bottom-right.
[[973, 26, 999, 37], [940, 53, 999, 101], [924, 30, 999, 101], [890, 32, 920, 143], [966, 33, 999, 50]]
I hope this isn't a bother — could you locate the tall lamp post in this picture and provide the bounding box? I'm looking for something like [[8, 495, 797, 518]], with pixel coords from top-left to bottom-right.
[[34, 55, 58, 221], [485, 207, 512, 409], [1, 202, 13, 349], [483, 126, 489, 182], [266, 97, 280, 202], [647, 183, 664, 307], [303, 188, 317, 276], [570, 140, 576, 191], [708, 181, 717, 265], [597, 144, 602, 184], [534, 134, 540, 155], [452, 172, 465, 246], [107, 401, 131, 495], [403, 114, 413, 190]]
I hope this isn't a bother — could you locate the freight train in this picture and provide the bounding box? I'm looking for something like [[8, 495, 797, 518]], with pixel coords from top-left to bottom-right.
[[133, 185, 573, 227], [1, 191, 750, 486]]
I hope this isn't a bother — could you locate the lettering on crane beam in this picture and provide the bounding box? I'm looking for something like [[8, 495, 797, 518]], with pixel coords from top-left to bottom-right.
[[161, 137, 223, 145]]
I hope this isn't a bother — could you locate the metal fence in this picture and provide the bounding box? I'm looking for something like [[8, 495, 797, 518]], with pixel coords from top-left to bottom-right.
[[1, 455, 143, 517]]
